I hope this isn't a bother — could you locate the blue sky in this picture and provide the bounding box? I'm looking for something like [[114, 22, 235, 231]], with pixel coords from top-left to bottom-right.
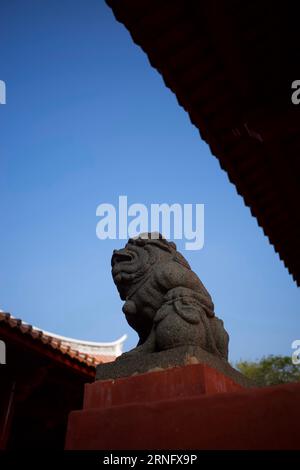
[[0, 0, 299, 363]]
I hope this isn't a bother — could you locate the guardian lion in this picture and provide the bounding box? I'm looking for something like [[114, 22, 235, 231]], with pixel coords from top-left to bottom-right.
[[111, 233, 229, 360]]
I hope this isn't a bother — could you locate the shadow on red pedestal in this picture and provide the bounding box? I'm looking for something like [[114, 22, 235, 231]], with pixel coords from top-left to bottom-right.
[[65, 363, 300, 450]]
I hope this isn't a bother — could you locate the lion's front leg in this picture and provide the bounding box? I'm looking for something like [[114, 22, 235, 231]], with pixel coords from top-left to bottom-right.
[[119, 327, 156, 358]]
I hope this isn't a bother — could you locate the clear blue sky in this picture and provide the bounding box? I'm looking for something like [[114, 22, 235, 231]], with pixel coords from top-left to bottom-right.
[[0, 0, 299, 363]]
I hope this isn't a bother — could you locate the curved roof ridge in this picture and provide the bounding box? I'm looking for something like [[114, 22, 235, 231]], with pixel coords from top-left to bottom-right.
[[0, 311, 126, 359], [40, 329, 127, 348]]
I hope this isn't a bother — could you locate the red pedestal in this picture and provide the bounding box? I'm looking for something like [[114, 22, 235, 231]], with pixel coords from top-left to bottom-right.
[[65, 363, 300, 450]]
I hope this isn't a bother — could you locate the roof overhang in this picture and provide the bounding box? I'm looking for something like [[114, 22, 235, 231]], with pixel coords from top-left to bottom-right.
[[106, 0, 300, 286]]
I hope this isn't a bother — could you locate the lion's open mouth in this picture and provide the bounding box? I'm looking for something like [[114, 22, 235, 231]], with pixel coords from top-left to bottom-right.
[[111, 250, 133, 267]]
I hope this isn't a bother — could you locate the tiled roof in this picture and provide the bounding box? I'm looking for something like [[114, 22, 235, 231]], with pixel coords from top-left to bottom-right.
[[0, 311, 126, 369], [106, 0, 300, 286]]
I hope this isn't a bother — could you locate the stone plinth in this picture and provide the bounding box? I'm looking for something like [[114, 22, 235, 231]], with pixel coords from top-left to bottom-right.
[[85, 363, 243, 409], [65, 363, 300, 450], [95, 346, 253, 387]]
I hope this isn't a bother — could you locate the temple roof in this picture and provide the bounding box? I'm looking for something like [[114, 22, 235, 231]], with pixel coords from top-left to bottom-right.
[[106, 0, 300, 286], [0, 311, 126, 371]]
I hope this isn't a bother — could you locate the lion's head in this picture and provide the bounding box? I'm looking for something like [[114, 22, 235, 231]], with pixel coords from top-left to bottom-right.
[[111, 232, 190, 300]]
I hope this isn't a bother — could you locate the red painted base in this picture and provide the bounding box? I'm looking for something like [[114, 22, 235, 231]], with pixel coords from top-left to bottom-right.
[[65, 363, 300, 450]]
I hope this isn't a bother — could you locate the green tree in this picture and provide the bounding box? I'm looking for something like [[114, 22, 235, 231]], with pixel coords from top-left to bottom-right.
[[236, 355, 300, 386]]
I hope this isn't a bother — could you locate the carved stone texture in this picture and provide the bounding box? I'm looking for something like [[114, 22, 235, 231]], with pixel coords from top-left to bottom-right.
[[110, 233, 229, 360]]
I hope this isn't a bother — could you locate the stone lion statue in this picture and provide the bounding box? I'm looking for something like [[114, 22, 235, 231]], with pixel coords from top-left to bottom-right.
[[111, 233, 229, 360]]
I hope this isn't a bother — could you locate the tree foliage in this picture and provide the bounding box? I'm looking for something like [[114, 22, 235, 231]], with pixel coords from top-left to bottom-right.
[[236, 355, 300, 386]]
